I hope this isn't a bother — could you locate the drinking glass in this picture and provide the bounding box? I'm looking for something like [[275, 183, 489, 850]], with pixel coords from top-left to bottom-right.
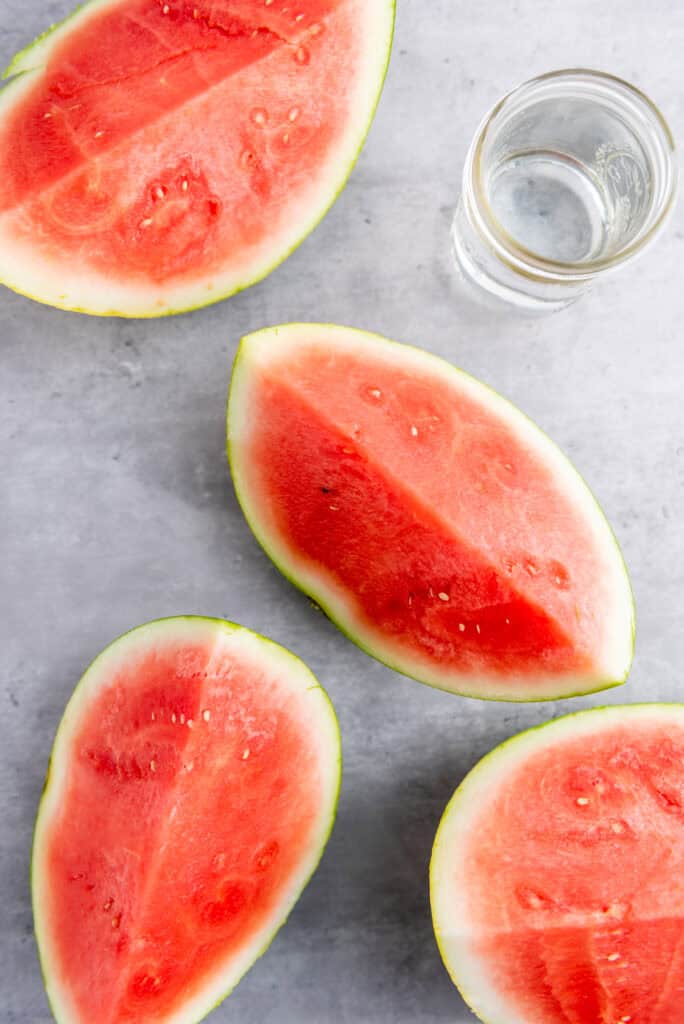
[[452, 69, 677, 312]]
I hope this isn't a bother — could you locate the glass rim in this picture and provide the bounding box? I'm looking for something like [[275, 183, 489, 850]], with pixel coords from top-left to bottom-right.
[[467, 68, 678, 277]]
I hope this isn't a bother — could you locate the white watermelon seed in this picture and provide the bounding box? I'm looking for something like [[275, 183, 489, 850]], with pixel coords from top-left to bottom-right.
[[576, 797, 590, 806], [171, 713, 176, 723], [150, 760, 156, 772], [162, 4, 169, 12], [607, 952, 621, 961], [180, 713, 185, 724], [181, 179, 189, 191], [410, 425, 419, 437], [187, 719, 194, 729], [438, 592, 449, 602], [139, 218, 153, 228], [242, 748, 250, 760], [203, 709, 211, 722], [288, 106, 301, 122], [458, 623, 465, 632]]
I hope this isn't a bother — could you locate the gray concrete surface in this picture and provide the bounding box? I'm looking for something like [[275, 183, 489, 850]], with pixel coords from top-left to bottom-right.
[[2, 1, 683, 1020]]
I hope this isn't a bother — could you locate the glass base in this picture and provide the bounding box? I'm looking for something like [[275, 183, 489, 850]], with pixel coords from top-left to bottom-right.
[[451, 197, 585, 314]]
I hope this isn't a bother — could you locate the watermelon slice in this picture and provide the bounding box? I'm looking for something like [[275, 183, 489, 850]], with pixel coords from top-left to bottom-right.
[[227, 323, 634, 702], [430, 704, 684, 1024], [0, 0, 394, 315], [32, 617, 341, 1023]]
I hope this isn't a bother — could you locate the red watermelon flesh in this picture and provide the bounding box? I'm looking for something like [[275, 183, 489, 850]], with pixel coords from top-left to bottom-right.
[[227, 324, 634, 701], [32, 618, 340, 1024], [0, 0, 394, 314], [430, 706, 684, 1024]]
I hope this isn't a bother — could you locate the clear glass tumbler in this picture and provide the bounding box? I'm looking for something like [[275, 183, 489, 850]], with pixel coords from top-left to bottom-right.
[[452, 69, 677, 312]]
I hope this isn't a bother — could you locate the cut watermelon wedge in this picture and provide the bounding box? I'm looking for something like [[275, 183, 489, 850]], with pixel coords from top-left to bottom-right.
[[430, 704, 684, 1024], [0, 0, 394, 315], [227, 323, 634, 701], [32, 617, 341, 1024]]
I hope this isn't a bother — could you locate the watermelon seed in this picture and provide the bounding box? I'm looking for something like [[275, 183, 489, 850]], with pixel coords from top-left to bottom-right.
[[154, 186, 167, 200], [607, 952, 621, 961], [282, 132, 290, 144], [438, 592, 449, 602], [151, 712, 156, 721], [94, 130, 104, 138], [476, 624, 481, 634], [288, 106, 301, 122], [203, 709, 211, 722], [620, 1017, 632, 1022], [611, 821, 625, 834], [162, 4, 169, 12], [181, 179, 189, 192], [505, 618, 510, 624], [187, 719, 194, 729], [524, 559, 540, 576], [576, 797, 590, 806], [43, 112, 52, 119], [180, 714, 185, 724], [185, 761, 194, 772], [329, 505, 340, 511], [251, 108, 268, 128], [139, 218, 153, 228], [103, 898, 114, 912], [504, 463, 514, 472], [295, 13, 304, 21], [150, 760, 156, 772], [410, 425, 419, 437], [171, 713, 176, 723], [459, 623, 466, 632], [265, 0, 273, 5], [242, 748, 251, 760], [294, 45, 310, 65], [193, 7, 199, 16]]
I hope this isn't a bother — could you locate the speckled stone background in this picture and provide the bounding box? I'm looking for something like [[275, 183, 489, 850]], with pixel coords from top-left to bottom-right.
[[2, 1, 683, 1020]]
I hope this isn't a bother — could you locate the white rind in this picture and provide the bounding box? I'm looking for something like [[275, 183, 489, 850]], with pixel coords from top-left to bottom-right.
[[0, 0, 395, 316], [32, 616, 341, 1024], [227, 323, 635, 702], [429, 704, 684, 1024]]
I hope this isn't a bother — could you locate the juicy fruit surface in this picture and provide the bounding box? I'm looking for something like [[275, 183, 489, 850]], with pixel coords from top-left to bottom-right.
[[0, 0, 386, 310], [229, 325, 633, 698], [34, 620, 338, 1023], [432, 708, 684, 1024]]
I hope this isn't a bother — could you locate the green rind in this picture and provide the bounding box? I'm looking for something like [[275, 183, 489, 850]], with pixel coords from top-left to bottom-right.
[[31, 615, 342, 1024], [226, 323, 635, 703], [429, 702, 684, 1024], [2, 0, 102, 79], [0, 1, 395, 317]]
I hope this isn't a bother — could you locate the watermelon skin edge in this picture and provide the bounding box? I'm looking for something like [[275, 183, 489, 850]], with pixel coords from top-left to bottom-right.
[[31, 615, 342, 1024], [0, 0, 395, 317], [429, 703, 684, 1024], [226, 323, 635, 703]]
